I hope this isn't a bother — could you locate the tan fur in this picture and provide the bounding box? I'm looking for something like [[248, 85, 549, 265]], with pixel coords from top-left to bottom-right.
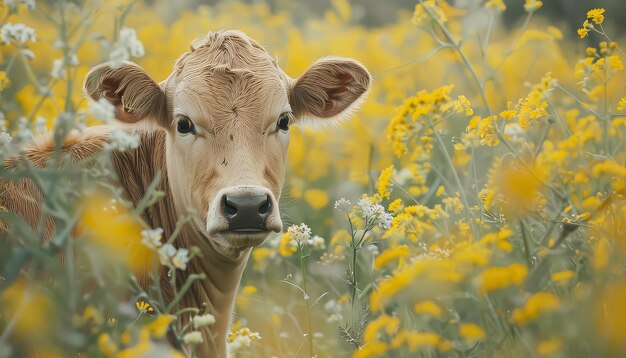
[[1, 30, 371, 357]]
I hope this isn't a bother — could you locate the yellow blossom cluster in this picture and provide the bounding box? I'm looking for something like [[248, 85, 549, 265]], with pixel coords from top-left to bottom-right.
[[3, 1, 626, 358]]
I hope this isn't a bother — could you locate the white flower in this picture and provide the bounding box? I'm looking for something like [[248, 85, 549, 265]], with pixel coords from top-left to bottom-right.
[[4, 0, 36, 9], [287, 223, 311, 245], [357, 198, 394, 230], [158, 243, 190, 270], [105, 128, 139, 152], [193, 313, 216, 329], [15, 117, 31, 142], [182, 331, 203, 345], [119, 28, 144, 57], [327, 313, 343, 323], [1, 23, 36, 45], [109, 47, 129, 68], [51, 55, 77, 79], [141, 228, 163, 249], [504, 123, 524, 142], [51, 59, 65, 79], [308, 235, 326, 250], [228, 335, 252, 354], [89, 98, 116, 123], [109, 27, 144, 67], [395, 168, 414, 186], [333, 198, 352, 212], [357, 198, 375, 217], [378, 211, 393, 230], [157, 244, 177, 267], [171, 248, 190, 270], [323, 299, 344, 323]]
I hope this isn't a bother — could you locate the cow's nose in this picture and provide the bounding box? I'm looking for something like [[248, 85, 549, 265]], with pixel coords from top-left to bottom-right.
[[221, 193, 271, 232]]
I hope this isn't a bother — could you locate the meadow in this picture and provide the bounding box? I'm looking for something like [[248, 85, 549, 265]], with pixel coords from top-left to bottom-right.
[[1, 0, 626, 357]]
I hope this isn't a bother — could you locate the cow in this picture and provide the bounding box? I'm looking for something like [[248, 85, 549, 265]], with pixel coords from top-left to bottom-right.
[[0, 30, 371, 357]]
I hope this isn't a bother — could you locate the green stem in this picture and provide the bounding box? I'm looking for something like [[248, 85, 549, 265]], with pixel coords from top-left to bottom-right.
[[166, 273, 205, 313], [299, 244, 314, 358], [429, 119, 474, 224]]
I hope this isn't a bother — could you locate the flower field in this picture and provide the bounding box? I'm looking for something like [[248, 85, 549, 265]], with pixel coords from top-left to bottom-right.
[[1, 0, 626, 357]]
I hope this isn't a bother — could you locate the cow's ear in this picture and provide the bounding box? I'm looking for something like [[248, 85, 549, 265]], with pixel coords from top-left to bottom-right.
[[83, 62, 167, 125], [289, 57, 371, 124]]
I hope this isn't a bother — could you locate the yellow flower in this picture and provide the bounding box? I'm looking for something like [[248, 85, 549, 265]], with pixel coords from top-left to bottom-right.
[[484, 0, 506, 11], [608, 55, 624, 71], [578, 19, 592, 39], [455, 95, 473, 116], [278, 232, 297, 257], [242, 285, 257, 294], [512, 292, 560, 325], [594, 280, 626, 348], [143, 314, 175, 338], [304, 188, 329, 209], [537, 338, 562, 356], [459, 323, 485, 341], [412, 1, 447, 26], [79, 193, 153, 272], [98, 333, 118, 357], [496, 164, 541, 217], [363, 315, 400, 342], [475, 116, 500, 146], [135, 299, 154, 315], [478, 263, 528, 293], [524, 0, 543, 12], [371, 259, 463, 311], [479, 188, 496, 211], [391, 330, 440, 351], [593, 238, 610, 271], [587, 8, 605, 25], [376, 165, 394, 199], [617, 97, 626, 111], [252, 247, 274, 270], [117, 330, 152, 358], [352, 341, 388, 358], [551, 270, 575, 283], [0, 71, 10, 91], [1, 282, 55, 340], [437, 339, 453, 352], [387, 198, 403, 214], [374, 245, 409, 270], [413, 300, 442, 317]]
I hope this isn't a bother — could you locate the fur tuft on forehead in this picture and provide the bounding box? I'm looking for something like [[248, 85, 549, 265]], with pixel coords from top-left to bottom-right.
[[175, 30, 279, 76], [165, 31, 289, 132]]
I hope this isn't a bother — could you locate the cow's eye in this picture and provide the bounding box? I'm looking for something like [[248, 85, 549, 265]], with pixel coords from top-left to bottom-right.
[[177, 116, 195, 134], [276, 113, 290, 132]]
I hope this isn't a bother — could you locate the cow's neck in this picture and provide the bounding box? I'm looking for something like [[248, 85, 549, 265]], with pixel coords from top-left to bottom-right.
[[181, 231, 250, 357], [111, 129, 247, 357]]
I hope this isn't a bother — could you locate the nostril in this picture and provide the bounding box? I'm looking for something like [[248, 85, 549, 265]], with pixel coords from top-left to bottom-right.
[[221, 195, 238, 218], [258, 195, 271, 215]]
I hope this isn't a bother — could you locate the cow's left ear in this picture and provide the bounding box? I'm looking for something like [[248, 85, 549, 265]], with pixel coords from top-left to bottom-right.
[[289, 57, 371, 124], [84, 62, 168, 125]]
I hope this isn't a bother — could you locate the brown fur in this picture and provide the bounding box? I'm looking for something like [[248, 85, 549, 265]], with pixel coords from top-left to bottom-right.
[[1, 30, 371, 357]]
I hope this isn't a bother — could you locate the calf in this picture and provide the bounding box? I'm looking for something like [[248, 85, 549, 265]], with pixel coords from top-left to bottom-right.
[[0, 30, 370, 356]]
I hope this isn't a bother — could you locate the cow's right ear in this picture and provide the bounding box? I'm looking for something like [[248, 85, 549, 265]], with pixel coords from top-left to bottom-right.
[[83, 62, 167, 125]]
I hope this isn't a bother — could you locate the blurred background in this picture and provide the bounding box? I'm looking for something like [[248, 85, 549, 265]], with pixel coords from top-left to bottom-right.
[[2, 0, 626, 357]]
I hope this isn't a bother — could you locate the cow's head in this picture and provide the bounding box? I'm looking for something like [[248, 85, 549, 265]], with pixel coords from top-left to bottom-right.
[[84, 30, 370, 258]]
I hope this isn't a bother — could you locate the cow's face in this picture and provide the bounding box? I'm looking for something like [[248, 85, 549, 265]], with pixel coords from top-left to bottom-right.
[[84, 30, 370, 258]]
